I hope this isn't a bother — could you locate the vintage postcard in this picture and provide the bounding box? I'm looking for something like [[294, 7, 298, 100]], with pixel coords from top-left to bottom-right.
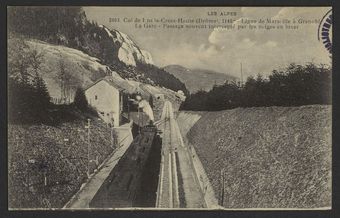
[[7, 6, 332, 210]]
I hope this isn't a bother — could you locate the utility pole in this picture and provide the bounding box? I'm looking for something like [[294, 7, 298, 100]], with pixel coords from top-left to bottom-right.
[[220, 168, 225, 206], [110, 112, 114, 146], [127, 98, 130, 120], [240, 62, 243, 87], [138, 107, 141, 134], [111, 125, 113, 144], [86, 119, 91, 178], [26, 161, 29, 203]]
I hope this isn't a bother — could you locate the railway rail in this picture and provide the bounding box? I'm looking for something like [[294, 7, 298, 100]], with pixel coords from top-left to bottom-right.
[[155, 101, 206, 208]]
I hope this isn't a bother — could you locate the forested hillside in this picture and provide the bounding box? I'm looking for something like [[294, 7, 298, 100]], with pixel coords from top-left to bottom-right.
[[180, 63, 331, 111]]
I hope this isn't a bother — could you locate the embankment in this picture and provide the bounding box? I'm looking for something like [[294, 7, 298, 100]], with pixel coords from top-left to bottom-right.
[[177, 105, 331, 208], [8, 117, 116, 209]]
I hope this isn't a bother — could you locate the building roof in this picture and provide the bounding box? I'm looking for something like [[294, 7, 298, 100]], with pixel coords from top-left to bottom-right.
[[85, 76, 125, 91]]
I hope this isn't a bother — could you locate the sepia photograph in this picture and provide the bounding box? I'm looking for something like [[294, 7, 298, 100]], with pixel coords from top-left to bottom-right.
[[7, 6, 332, 210]]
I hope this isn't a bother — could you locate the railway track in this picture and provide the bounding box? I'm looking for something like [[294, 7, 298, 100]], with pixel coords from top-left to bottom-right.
[[156, 101, 206, 208]]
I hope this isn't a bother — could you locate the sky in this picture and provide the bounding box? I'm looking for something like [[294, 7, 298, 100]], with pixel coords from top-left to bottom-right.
[[84, 7, 331, 78]]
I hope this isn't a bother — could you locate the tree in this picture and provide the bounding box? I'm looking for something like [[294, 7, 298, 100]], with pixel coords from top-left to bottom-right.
[[180, 63, 331, 111], [33, 76, 51, 108], [8, 38, 51, 123], [57, 56, 72, 103], [8, 78, 35, 123], [30, 75, 51, 122], [29, 49, 45, 76], [8, 6, 86, 47], [8, 38, 32, 83], [148, 95, 154, 108], [73, 87, 88, 112]]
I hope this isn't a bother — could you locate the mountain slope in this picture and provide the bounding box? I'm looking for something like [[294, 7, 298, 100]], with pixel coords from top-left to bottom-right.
[[98, 24, 153, 66], [7, 7, 188, 95], [164, 65, 236, 93], [16, 39, 182, 114]]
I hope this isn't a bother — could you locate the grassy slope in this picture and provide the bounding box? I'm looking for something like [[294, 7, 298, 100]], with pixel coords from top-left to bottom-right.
[[8, 113, 116, 208], [183, 105, 331, 208]]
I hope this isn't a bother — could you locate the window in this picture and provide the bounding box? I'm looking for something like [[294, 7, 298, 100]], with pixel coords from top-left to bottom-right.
[[95, 95, 98, 100]]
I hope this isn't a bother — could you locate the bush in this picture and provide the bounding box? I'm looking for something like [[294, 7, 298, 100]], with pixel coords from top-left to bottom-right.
[[8, 77, 51, 124]]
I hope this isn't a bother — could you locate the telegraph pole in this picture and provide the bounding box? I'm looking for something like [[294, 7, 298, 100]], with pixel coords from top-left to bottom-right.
[[86, 119, 91, 178], [220, 168, 225, 206], [240, 62, 243, 87], [110, 112, 114, 146], [110, 125, 113, 145], [138, 107, 141, 134]]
